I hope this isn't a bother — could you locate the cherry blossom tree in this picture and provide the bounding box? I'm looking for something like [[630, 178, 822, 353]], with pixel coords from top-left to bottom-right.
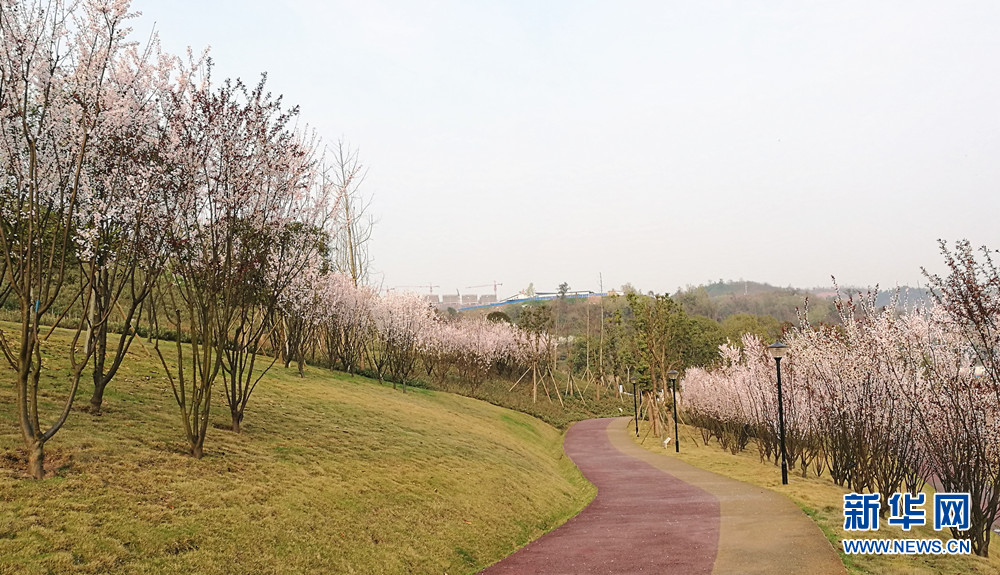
[[453, 317, 518, 392], [920, 240, 1000, 555], [371, 291, 434, 390], [683, 269, 1000, 556], [79, 32, 175, 415], [151, 56, 335, 449], [0, 0, 136, 478], [412, 309, 531, 395], [321, 272, 370, 373], [417, 317, 461, 384]]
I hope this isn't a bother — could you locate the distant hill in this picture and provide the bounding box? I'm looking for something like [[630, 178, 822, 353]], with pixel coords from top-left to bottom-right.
[[698, 280, 793, 298], [464, 280, 931, 336], [674, 280, 931, 325], [673, 281, 830, 324]]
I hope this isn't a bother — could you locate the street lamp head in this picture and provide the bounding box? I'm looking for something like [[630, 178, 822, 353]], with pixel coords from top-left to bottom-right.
[[767, 341, 788, 360], [667, 370, 679, 381]]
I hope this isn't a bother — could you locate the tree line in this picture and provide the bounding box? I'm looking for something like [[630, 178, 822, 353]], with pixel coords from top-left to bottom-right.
[[681, 240, 1000, 557], [0, 0, 375, 478], [0, 1, 642, 481]]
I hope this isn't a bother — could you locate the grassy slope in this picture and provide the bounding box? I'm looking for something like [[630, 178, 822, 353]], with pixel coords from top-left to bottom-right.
[[0, 326, 594, 574], [425, 373, 626, 431], [631, 421, 1000, 575]]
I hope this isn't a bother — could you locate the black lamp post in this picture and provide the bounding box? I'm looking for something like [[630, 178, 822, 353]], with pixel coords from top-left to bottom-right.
[[667, 370, 679, 453], [767, 341, 789, 485], [631, 375, 638, 437]]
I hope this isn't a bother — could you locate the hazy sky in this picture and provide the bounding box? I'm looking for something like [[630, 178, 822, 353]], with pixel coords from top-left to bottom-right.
[[132, 1, 1000, 299]]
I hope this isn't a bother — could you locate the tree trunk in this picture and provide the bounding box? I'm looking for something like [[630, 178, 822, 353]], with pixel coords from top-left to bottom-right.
[[28, 438, 44, 480], [648, 393, 660, 436], [231, 412, 241, 434], [192, 443, 204, 459], [88, 383, 106, 415], [89, 315, 109, 415]]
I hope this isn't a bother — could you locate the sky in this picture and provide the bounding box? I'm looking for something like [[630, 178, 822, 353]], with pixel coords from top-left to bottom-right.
[[131, 0, 1000, 300]]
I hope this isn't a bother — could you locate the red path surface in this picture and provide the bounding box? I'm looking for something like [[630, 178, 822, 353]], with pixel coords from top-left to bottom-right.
[[480, 418, 720, 574]]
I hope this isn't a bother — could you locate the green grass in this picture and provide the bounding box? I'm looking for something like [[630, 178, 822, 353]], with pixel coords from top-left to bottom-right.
[[631, 421, 1000, 575], [0, 325, 595, 574]]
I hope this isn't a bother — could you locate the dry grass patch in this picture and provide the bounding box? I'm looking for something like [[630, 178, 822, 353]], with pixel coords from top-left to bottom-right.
[[0, 325, 593, 574]]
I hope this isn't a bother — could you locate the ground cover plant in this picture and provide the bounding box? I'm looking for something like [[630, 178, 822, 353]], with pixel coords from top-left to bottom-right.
[[630, 420, 1000, 575], [0, 324, 594, 574]]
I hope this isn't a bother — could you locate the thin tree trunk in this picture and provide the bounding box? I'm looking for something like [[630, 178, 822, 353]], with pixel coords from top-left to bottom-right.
[[89, 318, 108, 415], [28, 437, 44, 480], [89, 381, 107, 415]]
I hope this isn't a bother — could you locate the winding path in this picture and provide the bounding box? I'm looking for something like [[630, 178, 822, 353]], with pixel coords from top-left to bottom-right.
[[480, 417, 845, 574]]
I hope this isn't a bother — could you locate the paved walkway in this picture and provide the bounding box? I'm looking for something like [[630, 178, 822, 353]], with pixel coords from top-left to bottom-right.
[[480, 418, 845, 574]]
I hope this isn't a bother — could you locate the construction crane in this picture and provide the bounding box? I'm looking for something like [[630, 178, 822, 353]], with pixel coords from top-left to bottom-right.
[[393, 284, 440, 294], [465, 281, 503, 299]]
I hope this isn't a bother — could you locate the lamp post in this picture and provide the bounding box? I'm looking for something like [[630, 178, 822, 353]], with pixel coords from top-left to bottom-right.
[[767, 341, 789, 485], [631, 375, 638, 437], [667, 370, 679, 452]]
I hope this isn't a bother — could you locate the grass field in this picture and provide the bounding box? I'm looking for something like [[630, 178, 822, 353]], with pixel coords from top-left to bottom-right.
[[630, 420, 1000, 575], [0, 325, 594, 574]]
